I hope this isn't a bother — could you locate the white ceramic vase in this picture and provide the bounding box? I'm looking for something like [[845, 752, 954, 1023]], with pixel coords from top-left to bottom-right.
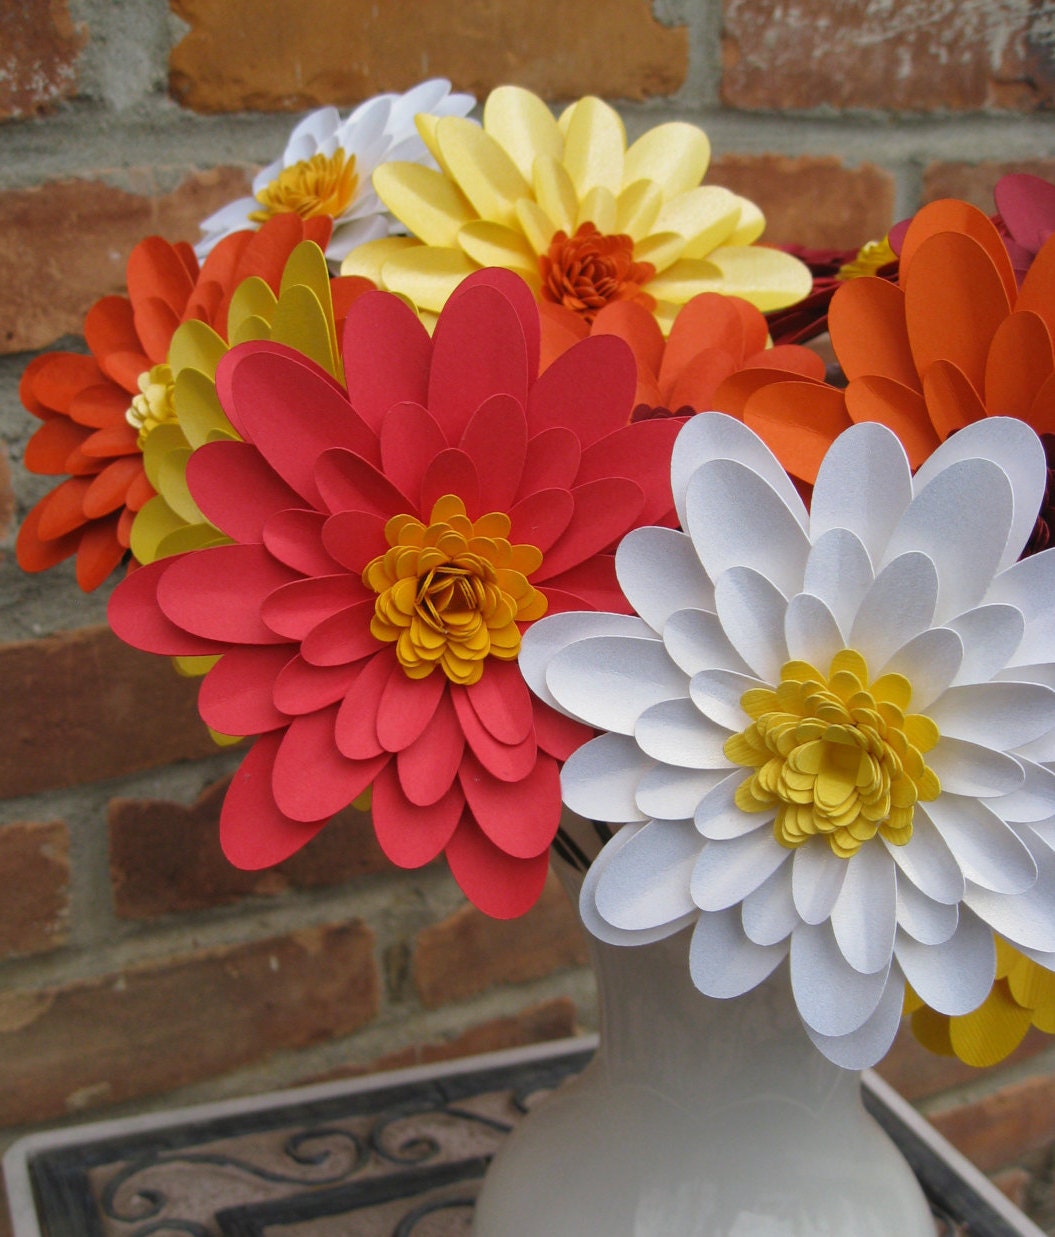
[[472, 862, 934, 1237]]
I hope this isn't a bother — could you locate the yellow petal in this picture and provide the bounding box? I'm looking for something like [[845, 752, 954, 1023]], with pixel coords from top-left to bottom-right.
[[373, 161, 477, 246], [532, 155, 578, 237], [434, 115, 530, 228], [559, 95, 625, 197], [157, 521, 228, 559], [457, 220, 538, 275], [658, 186, 743, 258], [229, 314, 273, 347], [576, 185, 617, 235], [227, 276, 278, 342], [271, 283, 338, 376], [623, 121, 710, 197], [280, 240, 334, 327], [871, 672, 912, 711], [615, 179, 664, 239], [517, 199, 559, 257], [676, 246, 814, 311], [483, 85, 563, 181], [139, 421, 186, 489], [157, 445, 203, 524], [635, 230, 689, 275], [168, 319, 226, 382], [174, 654, 219, 678], [130, 494, 188, 565], [175, 367, 236, 449], [948, 982, 1034, 1067], [1008, 953, 1055, 1013], [727, 195, 767, 245], [380, 245, 480, 313], [340, 235, 422, 283], [414, 112, 447, 171]]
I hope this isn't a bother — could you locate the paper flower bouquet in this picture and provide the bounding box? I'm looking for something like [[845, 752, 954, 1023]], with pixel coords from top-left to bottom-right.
[[16, 77, 1055, 1233]]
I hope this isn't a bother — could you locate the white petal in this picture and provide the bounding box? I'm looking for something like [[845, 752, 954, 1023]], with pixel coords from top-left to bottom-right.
[[685, 459, 809, 598], [520, 611, 655, 712], [790, 921, 891, 1036], [560, 733, 652, 823], [885, 458, 1013, 624], [689, 907, 788, 998], [986, 549, 1055, 667], [616, 526, 714, 633], [594, 818, 701, 930], [546, 634, 686, 732], [929, 681, 1055, 750], [671, 413, 807, 533], [878, 626, 963, 710], [964, 837, 1055, 952], [689, 668, 762, 730], [926, 738, 1025, 797], [804, 969, 906, 1069], [810, 422, 912, 567], [829, 845, 897, 974], [791, 842, 849, 925], [637, 765, 731, 820], [695, 769, 767, 839], [741, 862, 799, 946], [947, 605, 1024, 686], [580, 825, 697, 946], [691, 830, 791, 911], [636, 698, 730, 769], [802, 527, 874, 639], [784, 592, 845, 668], [994, 757, 1055, 823], [894, 909, 995, 1015], [713, 567, 788, 683], [884, 813, 964, 906], [848, 551, 937, 669], [662, 607, 750, 678], [922, 796, 1037, 894], [896, 880, 959, 944], [913, 415, 1046, 572]]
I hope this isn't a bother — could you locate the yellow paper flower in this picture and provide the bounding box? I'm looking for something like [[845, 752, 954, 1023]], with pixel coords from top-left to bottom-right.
[[343, 86, 811, 333]]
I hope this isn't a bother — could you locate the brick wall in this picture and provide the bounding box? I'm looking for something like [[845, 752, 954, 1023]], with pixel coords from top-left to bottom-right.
[[2, 1, 1055, 1232]]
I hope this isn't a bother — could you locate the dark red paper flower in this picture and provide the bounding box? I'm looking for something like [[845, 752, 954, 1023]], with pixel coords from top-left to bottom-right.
[[108, 269, 681, 917]]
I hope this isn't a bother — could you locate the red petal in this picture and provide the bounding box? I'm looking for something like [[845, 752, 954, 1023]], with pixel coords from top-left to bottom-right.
[[82, 455, 142, 518], [576, 419, 679, 526], [457, 393, 529, 514], [452, 689, 537, 780], [69, 382, 133, 430], [320, 510, 388, 573], [83, 296, 142, 373], [450, 268, 541, 379], [262, 574, 369, 640], [108, 556, 227, 656], [220, 732, 329, 869], [518, 427, 581, 495], [394, 688, 465, 805], [376, 664, 446, 752], [342, 290, 432, 433], [80, 423, 141, 459], [126, 236, 197, 328], [264, 509, 343, 576], [314, 449, 412, 520], [444, 813, 551, 917], [273, 706, 388, 822], [463, 660, 534, 744], [187, 440, 304, 542], [133, 295, 181, 365], [333, 651, 393, 758], [300, 599, 383, 666], [541, 555, 626, 612], [526, 333, 636, 446], [199, 644, 294, 735], [535, 477, 644, 581], [532, 700, 593, 760], [273, 655, 364, 716], [420, 448, 480, 516], [507, 488, 574, 552], [459, 751, 560, 858], [371, 761, 463, 867], [379, 401, 448, 505]]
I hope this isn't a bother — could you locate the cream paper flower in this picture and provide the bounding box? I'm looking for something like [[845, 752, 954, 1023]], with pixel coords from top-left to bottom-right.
[[520, 413, 1055, 1068], [196, 80, 475, 266]]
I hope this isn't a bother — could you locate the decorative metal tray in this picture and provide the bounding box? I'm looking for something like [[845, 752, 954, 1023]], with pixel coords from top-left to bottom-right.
[[4, 1037, 1045, 1236]]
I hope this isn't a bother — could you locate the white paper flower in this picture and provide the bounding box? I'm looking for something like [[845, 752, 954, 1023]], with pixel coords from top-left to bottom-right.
[[520, 412, 1055, 1068], [195, 79, 475, 266]]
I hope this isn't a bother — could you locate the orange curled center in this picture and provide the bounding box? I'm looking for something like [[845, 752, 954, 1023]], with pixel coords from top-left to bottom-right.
[[250, 149, 359, 223], [539, 222, 656, 322]]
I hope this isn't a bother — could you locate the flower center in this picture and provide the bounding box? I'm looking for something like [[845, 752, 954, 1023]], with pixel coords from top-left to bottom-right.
[[362, 494, 548, 684], [836, 236, 897, 281], [539, 222, 656, 323], [723, 649, 941, 858], [249, 150, 359, 223], [126, 363, 176, 448]]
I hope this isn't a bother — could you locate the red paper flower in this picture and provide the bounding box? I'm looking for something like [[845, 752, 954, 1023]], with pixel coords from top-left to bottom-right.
[[17, 214, 333, 590], [108, 269, 682, 917]]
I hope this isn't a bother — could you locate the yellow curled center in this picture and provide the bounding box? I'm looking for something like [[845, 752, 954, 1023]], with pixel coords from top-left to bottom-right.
[[126, 362, 176, 448], [723, 649, 941, 858], [250, 149, 359, 223], [362, 494, 548, 685]]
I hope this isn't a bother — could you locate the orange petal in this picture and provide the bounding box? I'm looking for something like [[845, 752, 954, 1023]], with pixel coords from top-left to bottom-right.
[[23, 418, 92, 474], [829, 277, 918, 389], [661, 293, 750, 389], [16, 499, 82, 571], [1029, 370, 1055, 435], [666, 348, 737, 411], [75, 513, 126, 591], [712, 368, 825, 420], [904, 231, 1012, 395], [845, 375, 940, 468], [592, 300, 665, 383], [69, 382, 133, 430], [125, 468, 158, 512], [21, 352, 105, 415], [1016, 231, 1055, 342], [133, 294, 182, 365], [921, 360, 987, 438], [126, 236, 197, 319], [985, 310, 1055, 421], [743, 344, 827, 381], [742, 379, 850, 484], [900, 199, 1017, 307], [82, 455, 144, 518], [538, 301, 590, 371], [100, 349, 149, 395], [84, 295, 141, 364], [36, 476, 93, 539], [80, 422, 142, 459]]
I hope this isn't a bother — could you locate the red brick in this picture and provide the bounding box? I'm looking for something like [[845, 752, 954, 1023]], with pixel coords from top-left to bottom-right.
[[413, 873, 589, 1009], [923, 159, 1055, 213], [992, 1166, 1032, 1212], [710, 154, 895, 250], [0, 626, 220, 798], [109, 776, 392, 918], [0, 921, 379, 1125], [0, 0, 85, 119], [0, 167, 252, 354], [926, 1070, 1055, 1173], [168, 0, 686, 113], [721, 0, 1055, 112], [0, 820, 69, 958]]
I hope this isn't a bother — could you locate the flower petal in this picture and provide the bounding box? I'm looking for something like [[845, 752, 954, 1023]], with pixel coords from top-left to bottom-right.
[[790, 921, 891, 1036], [691, 830, 791, 912], [848, 551, 937, 669], [791, 842, 850, 927], [689, 907, 788, 998], [546, 634, 685, 732], [829, 845, 897, 974], [895, 909, 996, 1015], [560, 732, 653, 823], [713, 566, 789, 684], [615, 527, 715, 634], [595, 818, 701, 930]]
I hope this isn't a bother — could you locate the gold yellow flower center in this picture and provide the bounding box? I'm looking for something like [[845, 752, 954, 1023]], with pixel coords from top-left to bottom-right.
[[362, 494, 548, 685], [126, 363, 176, 448], [836, 236, 897, 281], [723, 649, 941, 858], [249, 149, 359, 223], [539, 222, 657, 323]]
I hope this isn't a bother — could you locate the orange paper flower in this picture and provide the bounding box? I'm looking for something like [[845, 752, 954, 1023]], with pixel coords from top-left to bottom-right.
[[17, 215, 333, 590]]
